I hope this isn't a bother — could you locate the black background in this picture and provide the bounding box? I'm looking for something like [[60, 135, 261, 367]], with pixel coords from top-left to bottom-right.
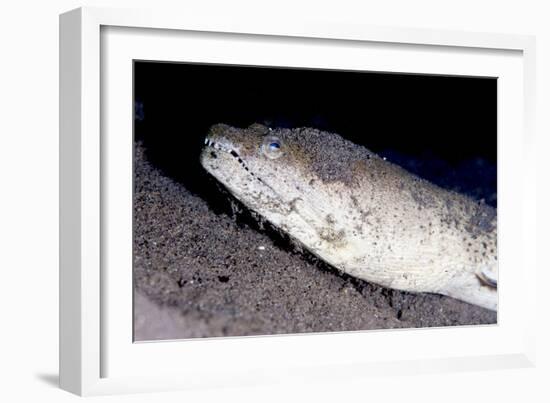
[[134, 61, 497, 206]]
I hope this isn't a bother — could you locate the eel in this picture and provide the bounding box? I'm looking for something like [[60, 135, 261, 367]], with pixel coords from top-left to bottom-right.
[[200, 123, 498, 311]]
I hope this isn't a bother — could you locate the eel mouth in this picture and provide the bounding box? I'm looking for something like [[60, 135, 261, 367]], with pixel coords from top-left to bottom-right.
[[204, 137, 252, 172], [202, 136, 292, 213]]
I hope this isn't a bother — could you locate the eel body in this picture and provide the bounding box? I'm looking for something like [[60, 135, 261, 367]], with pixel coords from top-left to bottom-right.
[[200, 123, 497, 311]]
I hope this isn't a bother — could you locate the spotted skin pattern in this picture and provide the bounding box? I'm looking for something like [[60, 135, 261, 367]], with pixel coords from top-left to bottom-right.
[[200, 123, 497, 311]]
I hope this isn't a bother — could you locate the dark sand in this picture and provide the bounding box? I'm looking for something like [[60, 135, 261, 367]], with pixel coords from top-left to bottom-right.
[[134, 142, 496, 341]]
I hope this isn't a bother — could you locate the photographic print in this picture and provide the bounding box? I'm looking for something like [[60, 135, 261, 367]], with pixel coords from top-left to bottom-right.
[[133, 61, 497, 341]]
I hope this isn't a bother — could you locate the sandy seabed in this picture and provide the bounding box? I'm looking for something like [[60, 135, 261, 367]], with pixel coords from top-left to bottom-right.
[[133, 142, 496, 341]]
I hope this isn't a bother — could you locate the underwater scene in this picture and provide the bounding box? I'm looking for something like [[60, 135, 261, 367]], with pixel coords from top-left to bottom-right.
[[133, 61, 497, 340]]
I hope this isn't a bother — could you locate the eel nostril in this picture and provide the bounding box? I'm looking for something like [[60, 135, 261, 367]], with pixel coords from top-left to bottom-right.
[[210, 151, 217, 159]]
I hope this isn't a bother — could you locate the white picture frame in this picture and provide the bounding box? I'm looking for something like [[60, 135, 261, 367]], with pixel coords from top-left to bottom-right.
[[59, 6, 537, 396]]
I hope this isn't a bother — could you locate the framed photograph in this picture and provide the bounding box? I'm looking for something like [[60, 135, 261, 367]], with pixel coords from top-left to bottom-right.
[[59, 6, 536, 396]]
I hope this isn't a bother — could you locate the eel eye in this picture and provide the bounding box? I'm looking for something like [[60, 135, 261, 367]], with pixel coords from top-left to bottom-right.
[[261, 136, 283, 159]]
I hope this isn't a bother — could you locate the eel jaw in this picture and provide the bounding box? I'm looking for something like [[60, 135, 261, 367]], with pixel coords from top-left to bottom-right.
[[203, 137, 253, 173], [201, 136, 291, 214]]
